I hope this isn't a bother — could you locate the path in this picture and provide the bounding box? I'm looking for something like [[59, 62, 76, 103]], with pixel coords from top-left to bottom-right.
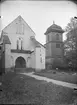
[[0, 82, 2, 85], [20, 72, 77, 89]]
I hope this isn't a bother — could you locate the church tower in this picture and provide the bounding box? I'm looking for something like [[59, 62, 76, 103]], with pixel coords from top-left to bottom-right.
[[44, 21, 64, 68]]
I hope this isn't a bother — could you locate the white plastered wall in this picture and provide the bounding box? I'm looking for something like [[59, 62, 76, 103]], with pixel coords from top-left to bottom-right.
[[35, 46, 45, 70], [35, 47, 41, 70], [30, 51, 35, 69], [5, 44, 11, 68], [40, 46, 45, 69], [2, 16, 35, 51]]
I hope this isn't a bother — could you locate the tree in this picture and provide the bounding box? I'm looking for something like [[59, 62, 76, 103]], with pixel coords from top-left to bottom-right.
[[64, 17, 77, 70], [65, 17, 77, 32]]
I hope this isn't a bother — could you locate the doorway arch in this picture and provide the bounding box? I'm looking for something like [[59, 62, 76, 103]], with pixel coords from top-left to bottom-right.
[[15, 56, 26, 68]]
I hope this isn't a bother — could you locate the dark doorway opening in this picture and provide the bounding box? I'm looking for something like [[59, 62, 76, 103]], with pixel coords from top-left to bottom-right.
[[15, 57, 26, 68]]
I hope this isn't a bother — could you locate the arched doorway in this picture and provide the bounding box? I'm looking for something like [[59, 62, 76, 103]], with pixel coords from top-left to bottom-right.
[[15, 57, 26, 68]]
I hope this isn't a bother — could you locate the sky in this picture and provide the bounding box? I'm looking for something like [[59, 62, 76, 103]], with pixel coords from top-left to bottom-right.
[[0, 0, 77, 44]]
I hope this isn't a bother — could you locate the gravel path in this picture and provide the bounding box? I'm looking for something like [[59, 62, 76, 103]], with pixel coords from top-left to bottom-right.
[[0, 82, 2, 85], [20, 72, 77, 89]]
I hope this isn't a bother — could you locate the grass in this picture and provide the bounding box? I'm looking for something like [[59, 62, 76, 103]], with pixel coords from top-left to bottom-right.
[[34, 70, 77, 84], [0, 71, 77, 105]]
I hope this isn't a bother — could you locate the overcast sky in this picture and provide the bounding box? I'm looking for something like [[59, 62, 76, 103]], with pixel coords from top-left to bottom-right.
[[1, 1, 77, 44]]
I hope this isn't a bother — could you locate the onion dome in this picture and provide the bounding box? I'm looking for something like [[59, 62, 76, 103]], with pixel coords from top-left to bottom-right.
[[45, 21, 64, 35]]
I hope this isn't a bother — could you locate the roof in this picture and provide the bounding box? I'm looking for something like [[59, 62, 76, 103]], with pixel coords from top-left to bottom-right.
[[3, 35, 11, 44], [1, 31, 11, 44], [45, 23, 64, 35], [11, 49, 32, 54], [30, 37, 45, 48]]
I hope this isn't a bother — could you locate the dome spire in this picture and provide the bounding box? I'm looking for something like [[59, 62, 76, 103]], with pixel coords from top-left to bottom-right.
[[53, 20, 55, 24]]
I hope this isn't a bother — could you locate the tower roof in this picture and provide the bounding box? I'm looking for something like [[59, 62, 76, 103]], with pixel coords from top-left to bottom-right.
[[45, 23, 64, 35]]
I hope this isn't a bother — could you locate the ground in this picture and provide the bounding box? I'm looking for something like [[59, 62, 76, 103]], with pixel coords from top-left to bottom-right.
[[0, 70, 77, 105], [34, 69, 77, 84]]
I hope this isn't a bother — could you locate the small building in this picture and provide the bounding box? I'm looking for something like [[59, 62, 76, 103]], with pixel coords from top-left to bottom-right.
[[0, 15, 45, 73], [44, 21, 64, 68]]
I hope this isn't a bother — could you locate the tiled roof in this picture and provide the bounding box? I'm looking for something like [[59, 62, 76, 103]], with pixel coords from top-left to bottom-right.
[[11, 49, 32, 54], [3, 35, 11, 44], [45, 24, 64, 35], [30, 37, 45, 48], [31, 37, 41, 47], [0, 31, 11, 44]]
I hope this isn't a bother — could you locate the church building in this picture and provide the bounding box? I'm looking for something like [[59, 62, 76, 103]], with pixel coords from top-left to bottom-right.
[[44, 22, 64, 68], [0, 15, 45, 73]]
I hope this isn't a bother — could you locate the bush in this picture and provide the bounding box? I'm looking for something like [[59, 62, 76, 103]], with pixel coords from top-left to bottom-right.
[[45, 63, 52, 70], [52, 59, 61, 69], [52, 59, 69, 70]]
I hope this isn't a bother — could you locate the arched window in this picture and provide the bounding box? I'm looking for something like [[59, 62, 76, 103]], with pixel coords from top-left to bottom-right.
[[56, 34, 59, 40], [16, 21, 24, 34], [16, 23, 21, 34], [0, 46, 1, 50], [17, 37, 23, 50], [17, 40, 19, 49], [21, 40, 23, 50], [40, 57, 42, 63], [22, 24, 24, 34]]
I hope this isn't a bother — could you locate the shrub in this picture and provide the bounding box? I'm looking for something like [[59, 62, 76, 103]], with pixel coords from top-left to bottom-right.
[[52, 59, 68, 70]]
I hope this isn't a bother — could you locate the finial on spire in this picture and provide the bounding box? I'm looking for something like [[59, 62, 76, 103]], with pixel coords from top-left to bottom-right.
[[53, 20, 55, 24]]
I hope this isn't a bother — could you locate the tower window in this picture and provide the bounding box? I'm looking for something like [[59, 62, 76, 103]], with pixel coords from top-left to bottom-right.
[[56, 34, 59, 40], [48, 35, 49, 41], [46, 44, 49, 50], [56, 43, 60, 48], [0, 46, 1, 50]]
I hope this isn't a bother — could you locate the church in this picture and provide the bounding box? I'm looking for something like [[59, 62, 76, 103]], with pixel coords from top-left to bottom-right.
[[0, 15, 65, 73], [0, 15, 45, 73]]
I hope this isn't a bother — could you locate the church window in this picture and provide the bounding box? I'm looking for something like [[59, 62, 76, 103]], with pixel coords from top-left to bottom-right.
[[17, 40, 19, 49], [17, 37, 23, 50], [40, 57, 42, 63], [16, 22, 24, 35], [56, 34, 59, 40], [21, 40, 23, 50], [56, 43, 60, 48], [0, 46, 1, 50], [22, 24, 24, 34]]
